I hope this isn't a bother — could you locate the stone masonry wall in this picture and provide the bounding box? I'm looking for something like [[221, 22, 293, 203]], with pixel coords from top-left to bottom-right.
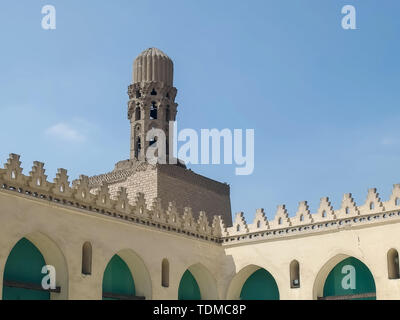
[[157, 165, 232, 226], [107, 167, 158, 209]]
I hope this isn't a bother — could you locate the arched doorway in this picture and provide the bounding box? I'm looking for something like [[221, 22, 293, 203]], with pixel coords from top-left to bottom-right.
[[178, 270, 201, 300], [102, 254, 139, 300], [320, 257, 376, 300], [226, 264, 280, 300], [102, 249, 151, 300], [177, 263, 218, 300], [240, 268, 280, 300], [3, 238, 52, 300]]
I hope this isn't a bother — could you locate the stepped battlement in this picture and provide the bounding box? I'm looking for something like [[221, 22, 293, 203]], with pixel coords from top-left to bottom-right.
[[1, 153, 400, 246]]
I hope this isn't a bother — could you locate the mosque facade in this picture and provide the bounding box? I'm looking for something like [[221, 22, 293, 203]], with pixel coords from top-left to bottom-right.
[[1, 48, 400, 300]]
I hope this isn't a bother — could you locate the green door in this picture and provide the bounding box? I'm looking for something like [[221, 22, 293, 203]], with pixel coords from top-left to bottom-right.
[[102, 254, 135, 300], [323, 257, 376, 300], [3, 238, 50, 300], [240, 268, 279, 300], [178, 270, 201, 300]]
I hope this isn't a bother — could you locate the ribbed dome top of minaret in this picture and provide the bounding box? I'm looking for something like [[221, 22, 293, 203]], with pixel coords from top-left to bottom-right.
[[133, 48, 174, 86]]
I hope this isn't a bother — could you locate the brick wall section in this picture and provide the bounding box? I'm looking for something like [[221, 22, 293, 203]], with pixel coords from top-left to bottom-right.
[[93, 164, 232, 226], [107, 168, 158, 209], [157, 165, 232, 226]]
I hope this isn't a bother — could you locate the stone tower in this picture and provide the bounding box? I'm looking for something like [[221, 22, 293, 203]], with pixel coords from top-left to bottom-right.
[[127, 48, 178, 161], [88, 48, 233, 226]]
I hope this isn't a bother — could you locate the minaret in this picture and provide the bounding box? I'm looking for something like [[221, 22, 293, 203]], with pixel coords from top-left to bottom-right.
[[127, 48, 178, 161]]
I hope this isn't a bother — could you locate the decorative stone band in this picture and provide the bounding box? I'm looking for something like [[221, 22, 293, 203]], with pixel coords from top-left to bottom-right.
[[86, 169, 136, 188], [1, 153, 400, 246], [128, 82, 177, 102], [224, 208, 400, 246]]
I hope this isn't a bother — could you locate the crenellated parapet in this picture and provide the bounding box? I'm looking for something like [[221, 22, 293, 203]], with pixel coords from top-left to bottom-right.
[[1, 153, 400, 246], [224, 185, 400, 245], [0, 154, 224, 244]]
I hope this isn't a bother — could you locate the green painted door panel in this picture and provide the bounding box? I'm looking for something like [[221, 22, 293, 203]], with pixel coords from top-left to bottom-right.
[[323, 257, 376, 300], [240, 268, 280, 300], [178, 270, 201, 300], [3, 238, 50, 300], [102, 254, 135, 300]]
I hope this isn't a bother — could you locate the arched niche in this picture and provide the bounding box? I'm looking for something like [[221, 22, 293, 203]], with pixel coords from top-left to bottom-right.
[[2, 232, 68, 300]]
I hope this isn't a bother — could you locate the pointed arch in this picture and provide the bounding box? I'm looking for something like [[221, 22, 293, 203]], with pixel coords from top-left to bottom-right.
[[102, 249, 152, 300], [178, 263, 218, 300], [2, 232, 68, 300], [226, 264, 280, 300], [178, 269, 200, 300], [313, 254, 376, 300], [102, 254, 135, 300]]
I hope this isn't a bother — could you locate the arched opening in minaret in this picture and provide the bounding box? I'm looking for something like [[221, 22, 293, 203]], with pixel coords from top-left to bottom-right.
[[150, 103, 158, 120], [135, 107, 141, 121], [149, 136, 157, 147], [166, 106, 170, 122], [151, 88, 157, 96], [135, 137, 141, 158]]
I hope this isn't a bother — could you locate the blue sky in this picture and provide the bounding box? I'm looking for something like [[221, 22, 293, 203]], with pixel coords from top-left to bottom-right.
[[0, 0, 399, 222]]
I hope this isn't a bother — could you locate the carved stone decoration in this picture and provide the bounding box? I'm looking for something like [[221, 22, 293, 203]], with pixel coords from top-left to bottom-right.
[[197, 211, 211, 235], [385, 184, 400, 211], [3, 154, 27, 186], [115, 187, 132, 214], [336, 193, 360, 218], [51, 169, 74, 198], [272, 205, 291, 228], [4, 151, 400, 245], [316, 197, 335, 221], [133, 192, 149, 219], [94, 183, 115, 210], [250, 208, 269, 231], [74, 175, 95, 204], [182, 207, 197, 233], [151, 197, 167, 224], [228, 212, 249, 235], [294, 201, 313, 225], [128, 48, 178, 161], [211, 215, 228, 237], [358, 188, 385, 215], [166, 201, 181, 229], [28, 161, 51, 192]]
